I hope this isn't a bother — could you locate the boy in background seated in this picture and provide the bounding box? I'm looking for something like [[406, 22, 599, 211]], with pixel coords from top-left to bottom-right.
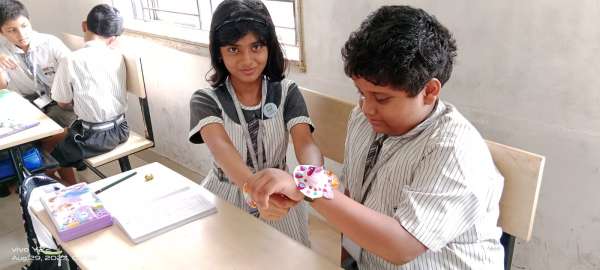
[[49, 4, 128, 185], [0, 0, 75, 128]]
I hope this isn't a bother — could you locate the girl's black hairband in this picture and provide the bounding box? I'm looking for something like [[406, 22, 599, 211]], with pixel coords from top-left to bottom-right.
[[213, 17, 267, 32]]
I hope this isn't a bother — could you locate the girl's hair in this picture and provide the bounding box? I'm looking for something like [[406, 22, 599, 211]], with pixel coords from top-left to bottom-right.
[[207, 0, 286, 87]]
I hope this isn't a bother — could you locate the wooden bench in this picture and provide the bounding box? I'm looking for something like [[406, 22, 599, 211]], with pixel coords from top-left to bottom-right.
[[61, 33, 155, 178], [300, 87, 545, 269]]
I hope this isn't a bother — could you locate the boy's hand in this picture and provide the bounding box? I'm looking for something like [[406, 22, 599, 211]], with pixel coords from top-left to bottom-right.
[[257, 194, 298, 220], [0, 54, 18, 70], [248, 168, 303, 209]]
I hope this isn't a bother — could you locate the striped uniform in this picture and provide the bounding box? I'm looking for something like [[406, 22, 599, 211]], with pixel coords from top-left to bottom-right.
[[189, 78, 313, 247], [342, 100, 504, 269], [0, 31, 76, 127], [51, 40, 127, 123], [49, 40, 128, 167], [0, 31, 69, 96]]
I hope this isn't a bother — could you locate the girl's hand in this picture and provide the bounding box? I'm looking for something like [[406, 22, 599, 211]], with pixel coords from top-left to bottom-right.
[[257, 194, 297, 220], [248, 168, 304, 209]]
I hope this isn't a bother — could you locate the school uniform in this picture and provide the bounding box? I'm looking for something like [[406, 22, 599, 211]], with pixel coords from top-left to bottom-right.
[[0, 31, 76, 127], [189, 77, 313, 247], [341, 100, 504, 269], [50, 40, 128, 167]]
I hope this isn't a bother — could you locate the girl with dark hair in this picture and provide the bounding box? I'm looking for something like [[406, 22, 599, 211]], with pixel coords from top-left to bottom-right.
[[188, 0, 322, 246]]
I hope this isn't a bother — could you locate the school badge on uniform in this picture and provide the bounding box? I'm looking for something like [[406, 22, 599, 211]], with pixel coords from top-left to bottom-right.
[[262, 103, 277, 118]]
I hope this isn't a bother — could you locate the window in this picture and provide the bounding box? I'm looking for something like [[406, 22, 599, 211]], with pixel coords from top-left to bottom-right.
[[113, 0, 305, 68]]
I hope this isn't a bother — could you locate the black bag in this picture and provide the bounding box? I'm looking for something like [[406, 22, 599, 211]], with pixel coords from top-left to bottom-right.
[[18, 174, 77, 270]]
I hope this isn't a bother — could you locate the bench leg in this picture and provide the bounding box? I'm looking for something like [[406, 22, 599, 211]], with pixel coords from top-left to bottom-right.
[[501, 232, 516, 270], [87, 165, 107, 179], [118, 157, 132, 172]]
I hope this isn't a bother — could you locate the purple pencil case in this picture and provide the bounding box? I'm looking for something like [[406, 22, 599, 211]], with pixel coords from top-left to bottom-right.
[[41, 183, 113, 241]]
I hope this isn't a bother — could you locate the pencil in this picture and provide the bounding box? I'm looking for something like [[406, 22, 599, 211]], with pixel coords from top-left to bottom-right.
[[94, 171, 137, 195]]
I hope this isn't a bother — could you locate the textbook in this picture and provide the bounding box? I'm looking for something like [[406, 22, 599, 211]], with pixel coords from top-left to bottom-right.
[[96, 168, 217, 244], [40, 183, 113, 241]]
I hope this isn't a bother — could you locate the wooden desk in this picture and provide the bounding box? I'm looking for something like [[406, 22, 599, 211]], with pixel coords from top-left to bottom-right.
[[0, 90, 63, 182], [33, 162, 341, 270], [0, 90, 63, 150]]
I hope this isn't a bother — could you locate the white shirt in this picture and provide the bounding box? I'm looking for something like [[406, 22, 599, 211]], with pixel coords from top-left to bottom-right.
[[51, 40, 127, 123], [341, 100, 505, 270], [0, 32, 70, 96]]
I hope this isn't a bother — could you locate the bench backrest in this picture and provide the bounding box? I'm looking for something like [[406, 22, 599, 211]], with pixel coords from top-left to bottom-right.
[[60, 33, 147, 98]]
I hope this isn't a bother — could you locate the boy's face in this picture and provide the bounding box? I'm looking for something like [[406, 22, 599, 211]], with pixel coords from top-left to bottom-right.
[[219, 32, 268, 85], [353, 77, 439, 136], [0, 15, 33, 49]]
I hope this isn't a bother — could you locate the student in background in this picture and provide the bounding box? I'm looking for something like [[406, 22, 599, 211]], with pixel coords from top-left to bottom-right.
[[0, 0, 75, 129], [188, 0, 322, 247], [247, 6, 505, 269], [48, 4, 128, 185]]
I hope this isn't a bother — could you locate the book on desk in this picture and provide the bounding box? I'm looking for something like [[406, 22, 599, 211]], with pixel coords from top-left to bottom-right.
[[95, 170, 217, 244], [40, 183, 113, 241]]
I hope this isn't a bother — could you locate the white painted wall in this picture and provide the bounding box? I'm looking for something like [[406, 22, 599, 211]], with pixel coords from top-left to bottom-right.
[[21, 0, 600, 269]]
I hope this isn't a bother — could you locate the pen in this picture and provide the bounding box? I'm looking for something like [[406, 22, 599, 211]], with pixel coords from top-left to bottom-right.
[[94, 171, 137, 195]]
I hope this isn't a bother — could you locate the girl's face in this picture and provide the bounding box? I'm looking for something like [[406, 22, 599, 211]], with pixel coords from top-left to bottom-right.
[[220, 32, 268, 85]]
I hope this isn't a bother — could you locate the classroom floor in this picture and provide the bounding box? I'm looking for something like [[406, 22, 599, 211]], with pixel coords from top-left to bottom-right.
[[0, 150, 340, 270]]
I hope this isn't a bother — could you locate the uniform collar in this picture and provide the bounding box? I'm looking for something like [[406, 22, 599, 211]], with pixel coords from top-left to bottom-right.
[[391, 99, 446, 141], [84, 39, 109, 48]]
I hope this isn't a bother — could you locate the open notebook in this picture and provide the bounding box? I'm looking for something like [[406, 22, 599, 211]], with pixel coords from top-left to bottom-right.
[[96, 170, 217, 244], [0, 90, 39, 139], [0, 118, 39, 139]]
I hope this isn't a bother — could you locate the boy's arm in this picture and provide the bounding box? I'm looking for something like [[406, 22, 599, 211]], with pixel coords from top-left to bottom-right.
[[290, 123, 323, 166], [51, 36, 71, 61], [57, 101, 73, 110], [50, 56, 73, 105], [249, 170, 427, 265]]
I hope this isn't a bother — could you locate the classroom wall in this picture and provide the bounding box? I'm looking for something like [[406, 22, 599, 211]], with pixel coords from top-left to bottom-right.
[[22, 0, 600, 269]]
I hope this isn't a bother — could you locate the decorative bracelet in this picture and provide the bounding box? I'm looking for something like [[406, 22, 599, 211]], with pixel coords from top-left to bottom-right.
[[293, 165, 339, 201]]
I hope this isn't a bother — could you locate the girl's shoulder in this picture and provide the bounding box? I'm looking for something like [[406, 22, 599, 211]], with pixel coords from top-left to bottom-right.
[[267, 78, 300, 99], [192, 85, 230, 101]]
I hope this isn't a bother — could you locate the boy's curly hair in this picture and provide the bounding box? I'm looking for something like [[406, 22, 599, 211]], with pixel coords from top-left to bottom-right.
[[342, 6, 457, 97]]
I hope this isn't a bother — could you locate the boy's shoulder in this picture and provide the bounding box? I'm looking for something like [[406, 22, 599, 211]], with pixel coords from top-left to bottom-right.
[[427, 101, 487, 150], [31, 32, 66, 49]]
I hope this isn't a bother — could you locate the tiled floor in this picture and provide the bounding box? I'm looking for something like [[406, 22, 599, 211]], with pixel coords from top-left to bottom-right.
[[0, 150, 340, 270]]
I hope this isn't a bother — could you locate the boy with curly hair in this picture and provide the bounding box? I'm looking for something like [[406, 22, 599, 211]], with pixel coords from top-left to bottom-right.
[[247, 5, 504, 269]]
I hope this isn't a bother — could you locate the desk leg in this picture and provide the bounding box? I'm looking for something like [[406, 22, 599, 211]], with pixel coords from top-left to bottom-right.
[[8, 147, 30, 184], [118, 157, 132, 172], [501, 232, 516, 270]]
